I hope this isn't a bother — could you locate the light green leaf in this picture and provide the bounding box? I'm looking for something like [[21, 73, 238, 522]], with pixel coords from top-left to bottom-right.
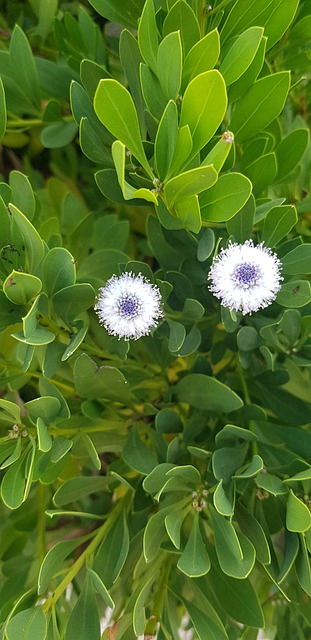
[[220, 27, 264, 86], [200, 173, 252, 222], [157, 31, 182, 100], [94, 79, 152, 177], [111, 140, 157, 204], [9, 170, 36, 221], [180, 70, 227, 161], [182, 29, 220, 89], [164, 164, 217, 209]]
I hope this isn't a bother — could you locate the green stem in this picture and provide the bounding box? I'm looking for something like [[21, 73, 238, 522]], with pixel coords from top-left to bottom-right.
[[197, 0, 207, 37], [42, 492, 131, 613]]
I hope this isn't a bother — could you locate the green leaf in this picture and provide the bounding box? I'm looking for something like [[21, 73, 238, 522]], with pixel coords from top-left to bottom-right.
[[255, 471, 288, 496], [88, 568, 114, 609], [123, 425, 158, 475], [74, 354, 132, 404], [201, 131, 234, 171], [1, 449, 27, 509], [41, 121, 78, 149], [157, 31, 182, 100], [261, 205, 297, 247], [8, 203, 45, 272], [186, 602, 229, 640], [154, 100, 178, 180], [61, 320, 88, 361], [140, 63, 167, 120], [282, 245, 311, 275], [278, 529, 299, 582], [213, 480, 235, 516], [182, 29, 220, 89], [0, 398, 21, 422], [295, 534, 311, 595], [111, 140, 157, 204], [164, 164, 217, 209], [177, 515, 211, 577], [235, 503, 271, 564], [207, 545, 264, 627], [276, 128, 309, 181], [3, 271, 42, 305], [227, 195, 255, 243], [38, 537, 84, 594], [143, 463, 175, 493], [0, 76, 6, 141], [221, 0, 299, 50], [220, 27, 264, 85], [163, 0, 200, 57], [9, 171, 36, 221], [286, 489, 311, 532], [53, 283, 95, 324], [213, 446, 246, 483], [12, 327, 55, 346], [167, 319, 186, 352], [119, 29, 145, 134], [276, 281, 311, 309], [230, 72, 290, 142], [6, 607, 47, 640], [210, 506, 255, 578], [237, 326, 260, 351], [165, 509, 186, 549], [24, 396, 61, 423], [197, 228, 215, 262], [144, 507, 170, 562], [166, 124, 193, 178], [53, 476, 108, 507], [244, 152, 277, 195], [175, 373, 243, 412], [93, 512, 129, 588], [9, 25, 41, 111], [180, 70, 227, 160], [42, 247, 76, 297], [36, 417, 52, 452], [65, 575, 100, 640], [88, 0, 145, 29], [200, 173, 252, 222], [94, 79, 152, 177], [137, 0, 159, 74]]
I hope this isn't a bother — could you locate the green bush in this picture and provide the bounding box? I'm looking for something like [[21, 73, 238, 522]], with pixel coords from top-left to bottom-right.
[[0, 1, 310, 638]]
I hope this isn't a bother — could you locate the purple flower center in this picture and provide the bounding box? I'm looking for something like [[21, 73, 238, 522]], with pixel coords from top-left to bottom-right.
[[233, 262, 259, 288], [118, 296, 139, 318]]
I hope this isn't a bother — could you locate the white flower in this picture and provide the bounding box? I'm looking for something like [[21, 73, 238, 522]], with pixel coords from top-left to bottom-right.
[[95, 272, 163, 340], [208, 240, 282, 315]]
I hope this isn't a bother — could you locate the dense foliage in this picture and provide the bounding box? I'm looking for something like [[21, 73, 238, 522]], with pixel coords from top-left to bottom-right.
[[0, 0, 310, 638]]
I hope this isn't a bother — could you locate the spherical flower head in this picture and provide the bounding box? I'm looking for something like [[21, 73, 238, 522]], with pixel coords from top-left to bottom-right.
[[208, 240, 283, 315], [95, 272, 163, 340]]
